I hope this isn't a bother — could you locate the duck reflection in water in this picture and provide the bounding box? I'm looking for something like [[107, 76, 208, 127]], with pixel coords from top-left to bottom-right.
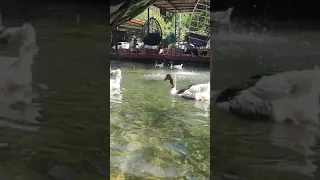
[[268, 123, 318, 176]]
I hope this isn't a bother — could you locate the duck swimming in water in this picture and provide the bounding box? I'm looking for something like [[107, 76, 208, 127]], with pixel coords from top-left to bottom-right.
[[110, 68, 120, 76], [164, 73, 210, 101], [110, 68, 122, 96], [211, 69, 320, 125], [170, 61, 183, 70], [155, 60, 164, 68], [0, 18, 42, 120], [0, 20, 38, 100]]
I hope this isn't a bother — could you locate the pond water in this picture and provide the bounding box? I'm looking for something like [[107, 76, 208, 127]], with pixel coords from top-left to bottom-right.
[[110, 61, 210, 179], [212, 29, 320, 180], [0, 23, 109, 179]]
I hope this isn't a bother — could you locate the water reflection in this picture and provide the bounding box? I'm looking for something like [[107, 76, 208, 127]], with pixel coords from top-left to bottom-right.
[[193, 101, 210, 118], [268, 124, 319, 176]]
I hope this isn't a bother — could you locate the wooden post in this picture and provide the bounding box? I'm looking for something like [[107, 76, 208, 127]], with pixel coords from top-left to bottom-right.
[[210, 39, 213, 71], [114, 28, 119, 60], [147, 7, 150, 33], [174, 13, 176, 38], [178, 13, 181, 43]]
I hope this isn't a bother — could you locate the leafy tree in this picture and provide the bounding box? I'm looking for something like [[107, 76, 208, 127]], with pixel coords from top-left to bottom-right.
[[135, 6, 209, 42], [135, 6, 172, 39]]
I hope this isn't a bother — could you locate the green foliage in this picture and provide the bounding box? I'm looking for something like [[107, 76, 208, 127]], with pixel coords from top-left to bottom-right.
[[135, 6, 209, 42], [189, 11, 210, 36], [135, 6, 171, 39]]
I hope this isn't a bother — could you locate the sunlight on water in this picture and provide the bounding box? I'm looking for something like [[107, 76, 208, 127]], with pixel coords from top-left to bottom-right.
[[110, 61, 210, 179]]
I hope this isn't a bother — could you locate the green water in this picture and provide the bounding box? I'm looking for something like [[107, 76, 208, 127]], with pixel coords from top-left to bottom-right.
[[0, 23, 108, 179], [212, 31, 320, 180], [110, 62, 210, 179]]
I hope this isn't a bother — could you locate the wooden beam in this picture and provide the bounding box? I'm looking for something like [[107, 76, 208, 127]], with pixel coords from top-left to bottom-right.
[[163, 0, 180, 13]]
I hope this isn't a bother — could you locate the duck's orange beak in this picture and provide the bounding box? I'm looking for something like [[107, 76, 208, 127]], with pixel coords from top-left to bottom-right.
[[199, 98, 208, 102]]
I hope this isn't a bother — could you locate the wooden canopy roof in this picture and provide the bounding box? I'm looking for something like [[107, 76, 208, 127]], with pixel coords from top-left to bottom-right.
[[123, 19, 145, 27], [153, 0, 209, 13]]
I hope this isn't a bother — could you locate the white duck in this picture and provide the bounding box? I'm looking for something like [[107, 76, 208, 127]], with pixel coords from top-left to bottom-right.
[[110, 68, 122, 96], [0, 20, 39, 119], [211, 7, 234, 32], [211, 7, 234, 24], [164, 73, 210, 101], [170, 61, 183, 70], [155, 61, 164, 68], [0, 20, 38, 100], [110, 68, 119, 76], [212, 68, 320, 125]]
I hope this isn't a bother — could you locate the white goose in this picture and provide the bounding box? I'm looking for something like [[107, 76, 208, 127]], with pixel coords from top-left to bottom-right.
[[0, 21, 38, 99], [211, 7, 234, 25], [0, 20, 39, 120], [155, 61, 164, 68], [211, 7, 234, 32], [110, 68, 119, 75], [212, 68, 320, 125], [110, 68, 122, 96], [164, 73, 210, 101], [170, 61, 183, 69]]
